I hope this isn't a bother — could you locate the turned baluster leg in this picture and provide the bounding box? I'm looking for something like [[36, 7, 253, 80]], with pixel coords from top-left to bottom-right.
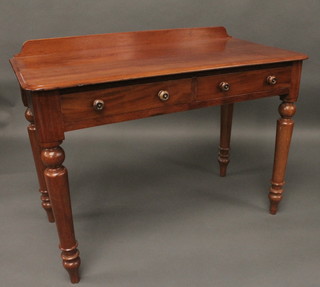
[[218, 103, 234, 177], [269, 99, 296, 214], [25, 108, 55, 222], [41, 143, 81, 283]]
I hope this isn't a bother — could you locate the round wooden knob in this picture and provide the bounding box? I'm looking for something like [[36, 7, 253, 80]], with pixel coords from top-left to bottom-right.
[[158, 90, 170, 101], [219, 82, 230, 92], [93, 99, 104, 111], [267, 75, 277, 85]]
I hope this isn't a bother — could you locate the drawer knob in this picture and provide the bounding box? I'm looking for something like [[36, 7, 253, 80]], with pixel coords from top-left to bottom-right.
[[158, 90, 170, 101], [219, 82, 230, 92], [93, 99, 105, 111], [267, 75, 277, 85]]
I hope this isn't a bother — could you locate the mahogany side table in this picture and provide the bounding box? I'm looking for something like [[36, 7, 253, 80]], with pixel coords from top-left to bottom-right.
[[10, 27, 308, 283]]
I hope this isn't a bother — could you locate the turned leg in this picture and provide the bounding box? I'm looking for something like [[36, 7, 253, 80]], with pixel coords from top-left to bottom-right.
[[218, 103, 234, 177], [41, 143, 81, 283], [25, 108, 55, 222], [269, 99, 296, 215]]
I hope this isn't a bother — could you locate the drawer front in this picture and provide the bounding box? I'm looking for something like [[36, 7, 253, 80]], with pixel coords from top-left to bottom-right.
[[196, 66, 292, 101], [61, 78, 193, 127]]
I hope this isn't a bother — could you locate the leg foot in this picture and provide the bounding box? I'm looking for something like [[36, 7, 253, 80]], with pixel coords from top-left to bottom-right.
[[269, 100, 296, 214], [218, 147, 229, 177], [61, 244, 81, 283], [218, 104, 233, 177], [269, 181, 284, 214]]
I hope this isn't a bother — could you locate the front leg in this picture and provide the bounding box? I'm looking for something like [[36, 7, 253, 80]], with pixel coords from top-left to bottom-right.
[[41, 142, 81, 283], [269, 98, 296, 214]]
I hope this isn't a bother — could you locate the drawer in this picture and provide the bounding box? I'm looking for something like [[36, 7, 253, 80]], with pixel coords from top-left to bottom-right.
[[61, 78, 193, 128], [196, 66, 292, 101]]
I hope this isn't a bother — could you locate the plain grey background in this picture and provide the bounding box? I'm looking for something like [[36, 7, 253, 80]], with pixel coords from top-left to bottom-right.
[[1, 1, 319, 286]]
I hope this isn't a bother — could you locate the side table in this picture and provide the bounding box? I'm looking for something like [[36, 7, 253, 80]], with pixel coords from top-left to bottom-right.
[[10, 27, 308, 283]]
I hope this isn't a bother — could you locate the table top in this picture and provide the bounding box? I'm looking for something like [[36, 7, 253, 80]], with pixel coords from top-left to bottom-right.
[[10, 27, 307, 91]]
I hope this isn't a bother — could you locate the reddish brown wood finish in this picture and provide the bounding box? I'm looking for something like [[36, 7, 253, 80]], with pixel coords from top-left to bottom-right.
[[268, 61, 303, 214], [196, 65, 292, 101], [61, 78, 193, 128], [60, 63, 294, 132], [218, 104, 234, 177], [41, 144, 80, 283], [10, 27, 307, 91], [30, 91, 64, 144], [25, 108, 55, 222], [269, 100, 296, 214], [9, 27, 308, 283]]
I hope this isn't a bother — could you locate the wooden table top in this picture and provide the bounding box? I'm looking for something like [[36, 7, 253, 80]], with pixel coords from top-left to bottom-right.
[[10, 27, 307, 91]]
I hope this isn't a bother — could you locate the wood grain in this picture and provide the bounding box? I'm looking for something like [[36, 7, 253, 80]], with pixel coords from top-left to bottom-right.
[[61, 78, 193, 125], [60, 63, 293, 132], [10, 27, 307, 91]]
